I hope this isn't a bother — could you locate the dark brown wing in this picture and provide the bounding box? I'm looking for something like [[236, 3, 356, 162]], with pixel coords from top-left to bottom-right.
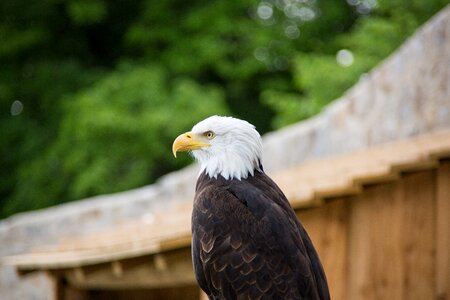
[[191, 171, 330, 300]]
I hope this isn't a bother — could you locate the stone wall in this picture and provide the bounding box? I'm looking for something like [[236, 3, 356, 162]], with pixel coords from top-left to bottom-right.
[[1, 4, 449, 300]]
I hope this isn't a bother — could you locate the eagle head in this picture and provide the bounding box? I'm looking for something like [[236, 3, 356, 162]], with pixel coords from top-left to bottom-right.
[[172, 116, 263, 180]]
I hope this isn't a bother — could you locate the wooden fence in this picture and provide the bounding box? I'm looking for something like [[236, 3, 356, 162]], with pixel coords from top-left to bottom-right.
[[301, 161, 449, 300]]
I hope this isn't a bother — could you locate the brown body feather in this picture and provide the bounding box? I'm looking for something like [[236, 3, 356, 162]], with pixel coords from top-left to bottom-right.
[[192, 170, 330, 300]]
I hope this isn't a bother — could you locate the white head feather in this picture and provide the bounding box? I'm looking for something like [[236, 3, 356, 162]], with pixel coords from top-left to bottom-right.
[[190, 116, 263, 180]]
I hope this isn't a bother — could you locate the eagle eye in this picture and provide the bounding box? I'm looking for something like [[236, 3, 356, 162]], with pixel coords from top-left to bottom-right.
[[204, 131, 215, 139]]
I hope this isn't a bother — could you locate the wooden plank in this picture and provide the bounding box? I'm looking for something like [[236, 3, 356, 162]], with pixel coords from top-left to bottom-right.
[[346, 191, 371, 300], [297, 198, 349, 300], [314, 185, 361, 201], [7, 229, 192, 270], [199, 290, 209, 300], [290, 197, 322, 210], [66, 248, 196, 289], [429, 149, 450, 161], [352, 171, 399, 187], [390, 159, 438, 174], [436, 160, 450, 300], [400, 170, 436, 300], [55, 275, 88, 300], [87, 285, 200, 300], [346, 182, 404, 300], [63, 286, 88, 300], [159, 234, 192, 251]]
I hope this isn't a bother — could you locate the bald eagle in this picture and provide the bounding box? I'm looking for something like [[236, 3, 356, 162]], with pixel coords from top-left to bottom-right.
[[173, 116, 330, 299]]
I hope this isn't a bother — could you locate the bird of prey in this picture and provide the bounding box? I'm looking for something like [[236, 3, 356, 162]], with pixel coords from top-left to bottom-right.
[[173, 116, 330, 299]]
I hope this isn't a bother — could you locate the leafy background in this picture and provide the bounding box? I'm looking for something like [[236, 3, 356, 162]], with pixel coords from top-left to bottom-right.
[[0, 0, 447, 217]]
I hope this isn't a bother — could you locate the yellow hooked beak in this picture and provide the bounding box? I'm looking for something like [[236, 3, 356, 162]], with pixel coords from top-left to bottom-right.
[[172, 131, 210, 158]]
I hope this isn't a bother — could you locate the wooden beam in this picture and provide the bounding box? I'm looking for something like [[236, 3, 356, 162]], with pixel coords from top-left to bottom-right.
[[391, 159, 439, 174], [153, 254, 168, 271], [73, 267, 85, 283], [352, 172, 399, 187], [65, 247, 196, 289], [346, 182, 404, 300], [436, 160, 450, 300], [314, 185, 361, 201], [400, 170, 436, 300], [297, 198, 349, 300], [111, 261, 123, 278]]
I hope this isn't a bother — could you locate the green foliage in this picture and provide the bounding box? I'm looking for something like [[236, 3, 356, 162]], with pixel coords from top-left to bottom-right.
[[263, 0, 448, 128], [2, 65, 227, 215], [67, 0, 107, 25], [0, 0, 447, 217]]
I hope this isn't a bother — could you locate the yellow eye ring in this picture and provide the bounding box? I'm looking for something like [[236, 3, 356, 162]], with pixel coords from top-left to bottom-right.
[[204, 131, 215, 139]]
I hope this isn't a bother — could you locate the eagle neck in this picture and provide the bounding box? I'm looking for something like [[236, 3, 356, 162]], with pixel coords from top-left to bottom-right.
[[198, 157, 262, 181]]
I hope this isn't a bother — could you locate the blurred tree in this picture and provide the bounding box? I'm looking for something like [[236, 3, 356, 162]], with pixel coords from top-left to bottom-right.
[[263, 0, 448, 127], [0, 0, 447, 217], [2, 64, 228, 215], [123, 0, 356, 131]]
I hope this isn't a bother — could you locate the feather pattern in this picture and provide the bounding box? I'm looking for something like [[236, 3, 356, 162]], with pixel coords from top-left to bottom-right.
[[192, 170, 330, 300]]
